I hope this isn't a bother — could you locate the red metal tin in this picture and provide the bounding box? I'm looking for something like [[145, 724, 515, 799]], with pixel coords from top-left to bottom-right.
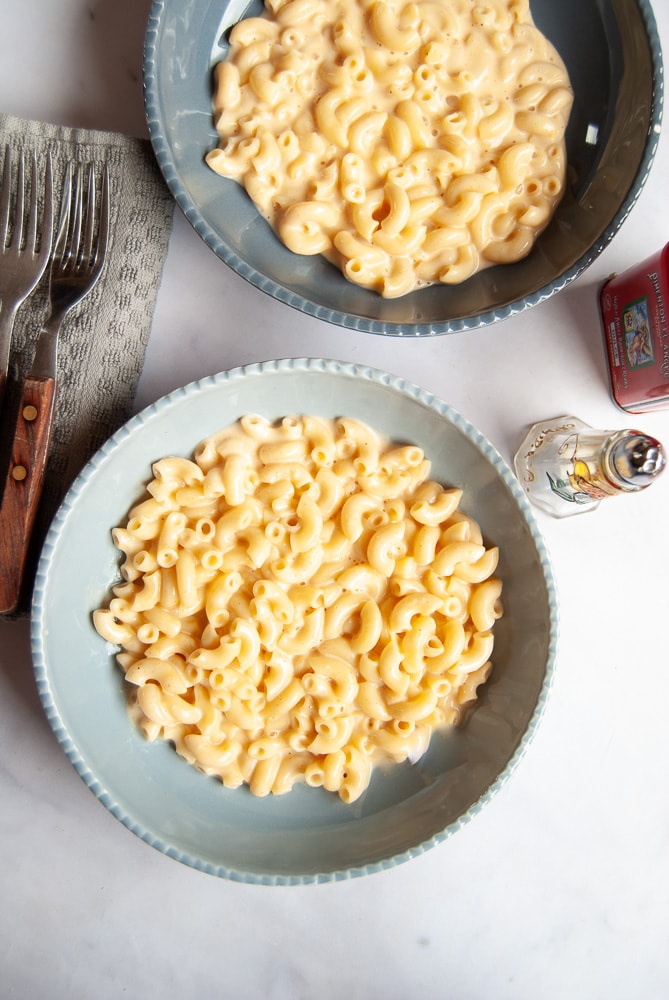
[[599, 244, 669, 413]]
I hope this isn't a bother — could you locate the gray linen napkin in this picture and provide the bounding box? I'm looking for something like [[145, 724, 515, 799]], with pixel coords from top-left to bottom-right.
[[0, 113, 174, 615]]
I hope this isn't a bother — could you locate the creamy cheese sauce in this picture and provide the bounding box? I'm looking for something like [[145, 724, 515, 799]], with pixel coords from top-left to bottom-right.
[[94, 415, 503, 803], [206, 0, 573, 297]]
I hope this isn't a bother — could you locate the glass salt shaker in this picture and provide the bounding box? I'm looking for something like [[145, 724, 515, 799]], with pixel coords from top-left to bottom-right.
[[513, 415, 666, 517]]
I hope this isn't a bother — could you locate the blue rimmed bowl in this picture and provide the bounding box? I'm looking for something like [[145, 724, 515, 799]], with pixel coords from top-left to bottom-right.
[[31, 359, 557, 883], [143, 0, 663, 336]]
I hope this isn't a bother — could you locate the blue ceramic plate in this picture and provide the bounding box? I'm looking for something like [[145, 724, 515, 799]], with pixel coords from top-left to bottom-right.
[[31, 360, 557, 883], [143, 0, 662, 335]]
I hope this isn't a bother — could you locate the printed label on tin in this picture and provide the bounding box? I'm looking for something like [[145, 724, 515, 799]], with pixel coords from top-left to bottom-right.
[[622, 296, 655, 369]]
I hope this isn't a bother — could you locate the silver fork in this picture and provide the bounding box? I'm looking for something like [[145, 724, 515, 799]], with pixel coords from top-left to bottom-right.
[[0, 146, 54, 411], [0, 161, 110, 615]]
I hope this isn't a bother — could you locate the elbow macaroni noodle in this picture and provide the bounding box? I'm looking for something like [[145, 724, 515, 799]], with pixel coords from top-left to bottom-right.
[[94, 416, 503, 803], [206, 0, 573, 297]]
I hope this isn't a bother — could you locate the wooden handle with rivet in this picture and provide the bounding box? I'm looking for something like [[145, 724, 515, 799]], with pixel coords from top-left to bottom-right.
[[0, 376, 57, 614]]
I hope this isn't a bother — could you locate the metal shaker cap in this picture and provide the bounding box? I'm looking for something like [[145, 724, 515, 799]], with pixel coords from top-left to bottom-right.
[[610, 432, 666, 487]]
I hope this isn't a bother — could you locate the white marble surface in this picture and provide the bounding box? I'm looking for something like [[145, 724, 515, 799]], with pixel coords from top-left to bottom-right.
[[2, 1, 669, 997]]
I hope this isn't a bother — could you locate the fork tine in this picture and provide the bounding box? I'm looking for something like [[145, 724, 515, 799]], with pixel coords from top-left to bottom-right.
[[0, 146, 11, 248], [13, 151, 25, 250], [24, 153, 38, 253], [52, 163, 73, 264], [95, 164, 110, 269], [68, 164, 84, 268], [82, 164, 96, 265], [40, 153, 54, 260]]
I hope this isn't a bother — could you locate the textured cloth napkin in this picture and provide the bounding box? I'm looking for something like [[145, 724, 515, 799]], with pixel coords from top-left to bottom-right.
[[0, 113, 175, 616]]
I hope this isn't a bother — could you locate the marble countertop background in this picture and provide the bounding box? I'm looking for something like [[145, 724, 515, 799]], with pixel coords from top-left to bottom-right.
[[2, 1, 669, 997]]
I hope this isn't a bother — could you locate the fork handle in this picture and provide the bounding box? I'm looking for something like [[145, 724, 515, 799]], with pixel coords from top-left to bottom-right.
[[0, 375, 57, 614]]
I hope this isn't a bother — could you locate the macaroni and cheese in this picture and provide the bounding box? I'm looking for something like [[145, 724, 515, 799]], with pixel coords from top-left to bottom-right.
[[94, 416, 503, 803], [206, 0, 573, 296]]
